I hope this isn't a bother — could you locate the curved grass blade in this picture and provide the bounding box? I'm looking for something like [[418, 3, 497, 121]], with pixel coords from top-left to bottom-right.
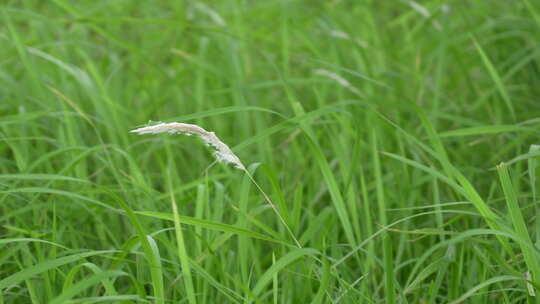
[[0, 250, 117, 289], [251, 248, 319, 298], [497, 163, 540, 291], [134, 211, 286, 245], [0, 238, 68, 249], [50, 270, 127, 304], [169, 177, 196, 304], [439, 125, 533, 137], [113, 197, 165, 304], [449, 275, 521, 304]]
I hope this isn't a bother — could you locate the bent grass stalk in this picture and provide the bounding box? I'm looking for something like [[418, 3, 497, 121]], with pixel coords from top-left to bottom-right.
[[130, 122, 301, 248]]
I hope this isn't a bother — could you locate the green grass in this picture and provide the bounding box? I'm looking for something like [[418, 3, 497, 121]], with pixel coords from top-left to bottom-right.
[[1, 0, 540, 303]]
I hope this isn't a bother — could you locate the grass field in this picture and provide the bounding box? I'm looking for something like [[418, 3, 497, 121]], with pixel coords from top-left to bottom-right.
[[2, 1, 540, 303]]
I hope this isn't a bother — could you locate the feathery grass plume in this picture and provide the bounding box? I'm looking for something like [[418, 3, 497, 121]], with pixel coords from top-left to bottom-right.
[[130, 122, 245, 170], [404, 0, 442, 30], [313, 69, 363, 96], [131, 121, 302, 248], [328, 29, 368, 48], [191, 2, 227, 27]]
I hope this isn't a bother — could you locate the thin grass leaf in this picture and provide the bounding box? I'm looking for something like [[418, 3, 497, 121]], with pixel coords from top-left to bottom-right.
[[497, 163, 540, 289], [413, 105, 514, 256], [472, 37, 515, 120], [404, 259, 449, 294], [63, 295, 147, 303], [62, 263, 117, 296], [251, 248, 319, 298], [0, 250, 117, 289], [169, 176, 196, 304], [0, 174, 89, 183], [134, 211, 285, 245], [112, 197, 165, 304], [0, 238, 68, 249], [311, 260, 332, 304], [449, 275, 521, 304], [297, 113, 356, 246], [439, 125, 533, 137], [372, 132, 395, 303], [50, 271, 126, 304]]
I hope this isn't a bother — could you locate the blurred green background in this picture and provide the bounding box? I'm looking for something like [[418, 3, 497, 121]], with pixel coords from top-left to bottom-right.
[[2, 1, 540, 303]]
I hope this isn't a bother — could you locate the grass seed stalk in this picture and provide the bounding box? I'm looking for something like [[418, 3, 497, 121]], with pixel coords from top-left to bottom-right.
[[131, 121, 301, 247]]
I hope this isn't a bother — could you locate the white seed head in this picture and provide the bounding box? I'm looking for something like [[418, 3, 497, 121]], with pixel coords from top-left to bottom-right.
[[313, 69, 362, 96], [131, 122, 245, 171]]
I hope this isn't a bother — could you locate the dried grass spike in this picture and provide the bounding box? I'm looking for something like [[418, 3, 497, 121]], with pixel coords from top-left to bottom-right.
[[130, 122, 245, 170], [313, 69, 362, 96]]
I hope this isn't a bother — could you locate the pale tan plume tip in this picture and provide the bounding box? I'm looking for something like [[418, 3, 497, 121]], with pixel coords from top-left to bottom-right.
[[131, 122, 246, 171]]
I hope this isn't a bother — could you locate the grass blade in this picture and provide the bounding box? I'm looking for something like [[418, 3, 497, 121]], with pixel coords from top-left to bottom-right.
[[0, 250, 116, 289], [251, 248, 319, 298], [472, 37, 515, 121], [50, 271, 126, 304], [169, 174, 197, 304], [497, 163, 540, 292]]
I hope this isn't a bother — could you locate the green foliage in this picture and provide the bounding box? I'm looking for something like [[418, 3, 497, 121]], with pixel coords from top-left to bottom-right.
[[1, 0, 540, 303]]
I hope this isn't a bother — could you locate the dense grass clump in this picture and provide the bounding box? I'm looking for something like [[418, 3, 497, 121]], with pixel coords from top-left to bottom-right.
[[2, 1, 540, 303]]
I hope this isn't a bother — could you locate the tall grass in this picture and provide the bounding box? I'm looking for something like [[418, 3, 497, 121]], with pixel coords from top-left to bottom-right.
[[1, 1, 540, 303]]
